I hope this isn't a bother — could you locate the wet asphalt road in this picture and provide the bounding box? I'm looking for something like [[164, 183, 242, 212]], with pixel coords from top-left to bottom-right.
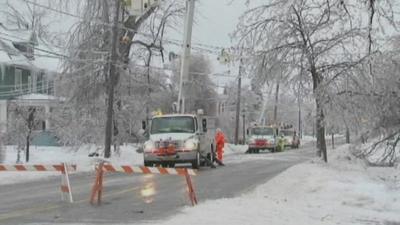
[[0, 142, 319, 225]]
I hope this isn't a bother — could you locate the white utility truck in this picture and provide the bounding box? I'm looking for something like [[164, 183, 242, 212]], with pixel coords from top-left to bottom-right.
[[142, 110, 215, 169]]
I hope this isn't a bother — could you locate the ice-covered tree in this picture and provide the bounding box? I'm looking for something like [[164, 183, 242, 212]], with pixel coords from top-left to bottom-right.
[[7, 103, 45, 162], [170, 54, 218, 115], [54, 0, 183, 157], [234, 0, 371, 162]]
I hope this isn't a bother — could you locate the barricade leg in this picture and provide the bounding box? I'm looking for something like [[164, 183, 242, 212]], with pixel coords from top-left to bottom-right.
[[90, 162, 104, 205], [60, 163, 74, 203], [184, 169, 198, 206], [97, 164, 104, 203]]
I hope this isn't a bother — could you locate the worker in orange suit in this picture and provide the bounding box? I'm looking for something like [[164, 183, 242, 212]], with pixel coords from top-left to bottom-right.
[[215, 128, 226, 163]]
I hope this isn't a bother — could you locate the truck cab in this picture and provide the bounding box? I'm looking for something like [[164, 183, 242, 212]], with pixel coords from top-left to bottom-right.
[[279, 128, 300, 148], [142, 113, 214, 169], [246, 126, 279, 153]]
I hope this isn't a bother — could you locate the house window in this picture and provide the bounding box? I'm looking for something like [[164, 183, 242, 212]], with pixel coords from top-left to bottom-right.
[[47, 79, 54, 95], [15, 69, 22, 91], [28, 75, 32, 93], [37, 71, 44, 93]]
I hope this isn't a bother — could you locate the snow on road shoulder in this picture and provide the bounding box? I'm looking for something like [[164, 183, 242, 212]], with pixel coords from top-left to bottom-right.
[[0, 144, 142, 185], [224, 143, 248, 155], [137, 144, 400, 225]]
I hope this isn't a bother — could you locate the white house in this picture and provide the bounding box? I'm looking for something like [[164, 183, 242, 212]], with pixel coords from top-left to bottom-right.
[[0, 11, 63, 144]]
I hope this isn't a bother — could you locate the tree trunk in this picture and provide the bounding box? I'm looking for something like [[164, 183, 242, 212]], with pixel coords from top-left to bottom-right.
[[0, 135, 4, 163], [242, 113, 246, 144], [25, 133, 30, 162], [145, 50, 152, 126], [273, 81, 280, 125], [311, 63, 327, 162], [298, 96, 302, 138], [346, 126, 350, 144], [316, 99, 327, 162], [104, 0, 121, 158], [25, 108, 36, 163], [234, 71, 242, 145]]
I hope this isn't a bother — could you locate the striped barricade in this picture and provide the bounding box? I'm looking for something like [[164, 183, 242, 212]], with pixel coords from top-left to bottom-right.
[[0, 163, 76, 203], [101, 164, 196, 176], [0, 164, 76, 172], [90, 162, 198, 206]]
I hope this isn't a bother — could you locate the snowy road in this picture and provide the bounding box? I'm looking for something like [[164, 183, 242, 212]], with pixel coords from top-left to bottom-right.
[[0, 142, 319, 225]]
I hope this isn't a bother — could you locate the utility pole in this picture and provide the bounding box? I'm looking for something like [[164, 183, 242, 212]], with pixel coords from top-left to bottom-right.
[[258, 98, 267, 125], [104, 0, 121, 158], [145, 51, 152, 128], [234, 59, 243, 145], [242, 111, 246, 144], [273, 68, 283, 126], [177, 0, 195, 114]]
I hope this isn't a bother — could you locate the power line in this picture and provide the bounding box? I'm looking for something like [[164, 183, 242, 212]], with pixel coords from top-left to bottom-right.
[[22, 0, 226, 54], [0, 38, 235, 83], [0, 31, 228, 73], [0, 32, 109, 58], [128, 63, 237, 78]]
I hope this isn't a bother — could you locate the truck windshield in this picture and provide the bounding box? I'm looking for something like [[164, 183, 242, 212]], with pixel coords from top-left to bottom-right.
[[151, 116, 195, 134], [252, 127, 274, 135]]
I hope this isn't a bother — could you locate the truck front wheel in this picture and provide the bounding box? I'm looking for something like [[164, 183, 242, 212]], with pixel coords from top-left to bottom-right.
[[192, 152, 200, 169]]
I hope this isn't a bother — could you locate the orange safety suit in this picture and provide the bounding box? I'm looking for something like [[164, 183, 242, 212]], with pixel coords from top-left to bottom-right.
[[215, 131, 225, 162]]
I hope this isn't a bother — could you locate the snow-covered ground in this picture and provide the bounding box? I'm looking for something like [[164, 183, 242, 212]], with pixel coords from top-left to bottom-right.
[[0, 136, 316, 185], [2, 139, 399, 224], [0, 143, 250, 185], [0, 144, 142, 185], [137, 144, 399, 225]]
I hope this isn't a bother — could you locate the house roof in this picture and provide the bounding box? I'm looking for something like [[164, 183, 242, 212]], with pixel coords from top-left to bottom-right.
[[0, 38, 33, 68], [0, 23, 63, 73]]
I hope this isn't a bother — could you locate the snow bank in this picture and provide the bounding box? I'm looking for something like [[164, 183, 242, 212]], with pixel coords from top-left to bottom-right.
[[224, 143, 248, 156], [355, 136, 400, 167], [301, 135, 316, 144], [0, 144, 142, 185], [137, 144, 400, 225]]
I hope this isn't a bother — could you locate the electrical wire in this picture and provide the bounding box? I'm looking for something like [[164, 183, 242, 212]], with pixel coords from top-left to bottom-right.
[[22, 0, 226, 54]]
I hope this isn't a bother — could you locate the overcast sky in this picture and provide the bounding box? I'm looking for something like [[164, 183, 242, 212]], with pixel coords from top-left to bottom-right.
[[194, 0, 245, 48], [188, 0, 250, 87]]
